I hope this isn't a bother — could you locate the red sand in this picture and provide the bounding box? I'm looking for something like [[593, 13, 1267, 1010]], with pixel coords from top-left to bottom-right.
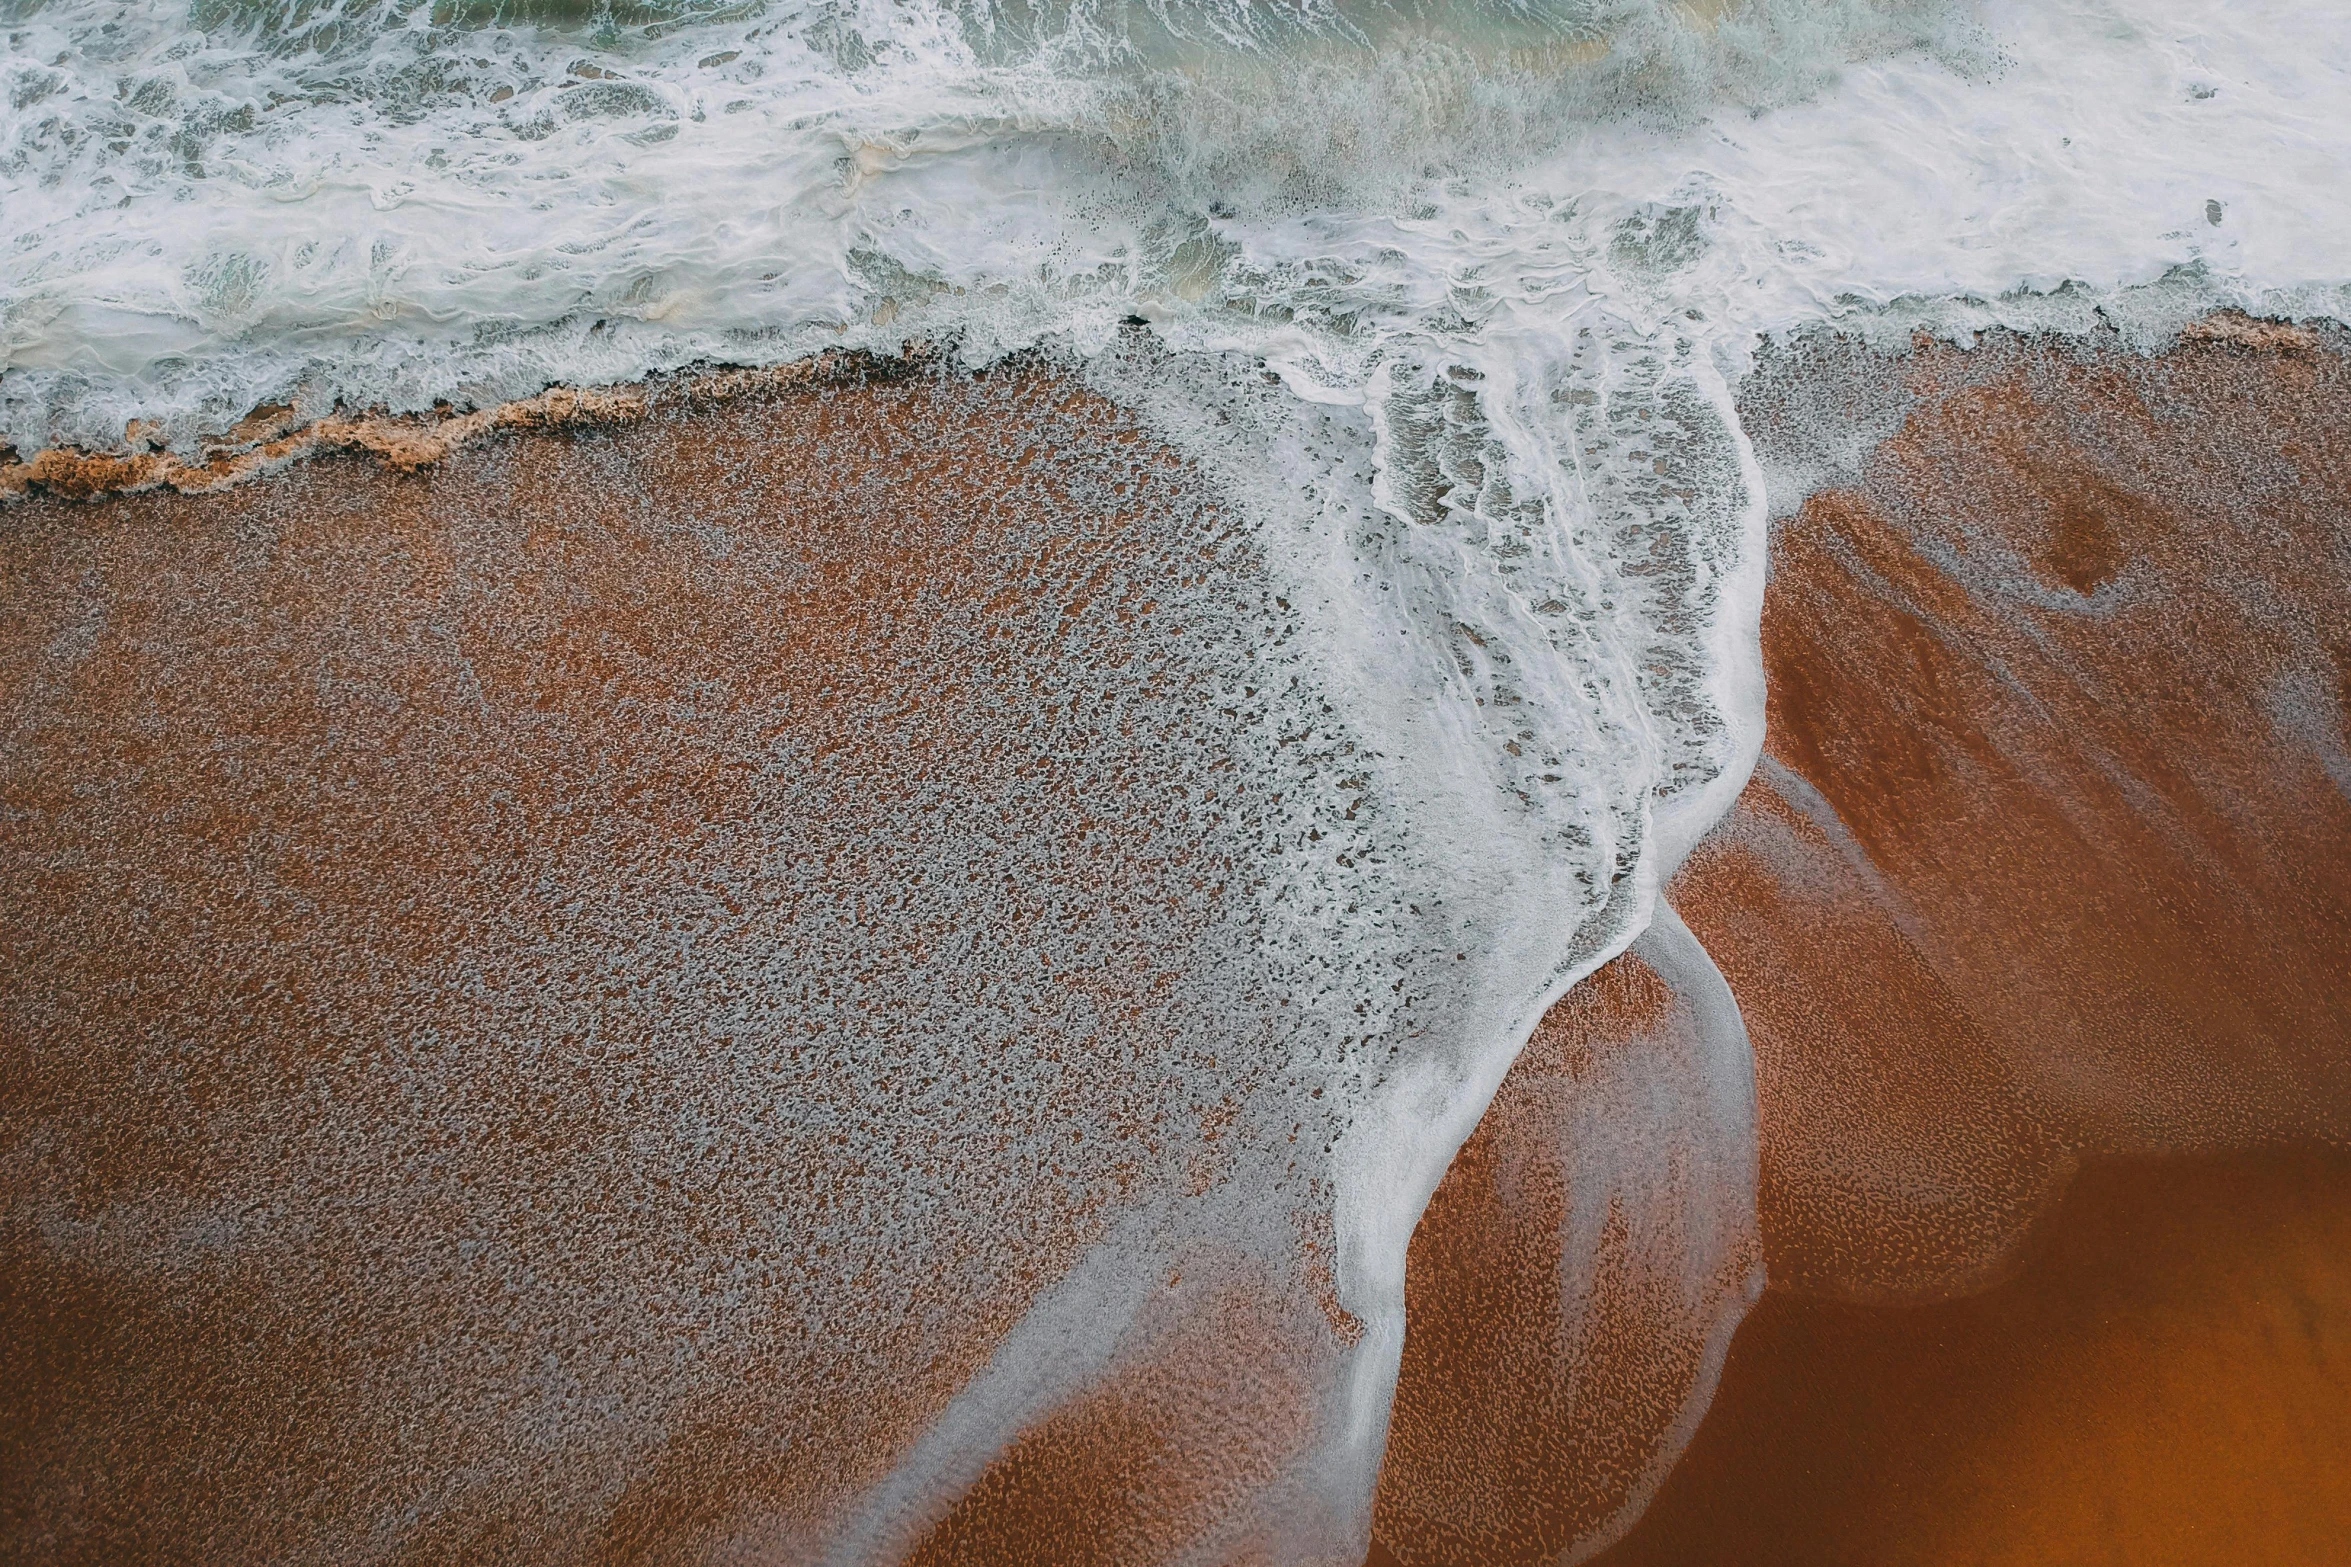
[[1714, 323, 2351, 1298], [1383, 321, 2351, 1565], [1673, 773, 2067, 1298], [1752, 331, 2351, 1144], [902, 1277, 1316, 1567], [1595, 1150, 2351, 1567], [0, 364, 1332, 1563], [7, 322, 2348, 1565], [1373, 948, 1752, 1567]]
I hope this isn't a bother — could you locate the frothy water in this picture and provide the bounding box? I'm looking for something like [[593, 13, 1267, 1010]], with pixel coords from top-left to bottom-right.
[[6, 0, 2349, 1557]]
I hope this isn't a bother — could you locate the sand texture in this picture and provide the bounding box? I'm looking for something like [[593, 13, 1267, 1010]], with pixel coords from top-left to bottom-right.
[[4, 322, 2346, 1566], [1384, 321, 2351, 1565], [2, 364, 1355, 1564]]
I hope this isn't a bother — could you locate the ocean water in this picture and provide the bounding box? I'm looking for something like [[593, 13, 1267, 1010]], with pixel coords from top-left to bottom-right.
[[6, 0, 2349, 1559]]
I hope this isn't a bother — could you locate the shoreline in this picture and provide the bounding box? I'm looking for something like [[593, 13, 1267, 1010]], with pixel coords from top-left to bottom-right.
[[0, 345, 944, 506], [2, 310, 2327, 510]]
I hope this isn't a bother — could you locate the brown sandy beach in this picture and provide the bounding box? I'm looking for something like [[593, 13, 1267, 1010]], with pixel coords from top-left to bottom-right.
[[5, 318, 2348, 1564], [1383, 318, 2351, 1566], [3, 359, 1342, 1563]]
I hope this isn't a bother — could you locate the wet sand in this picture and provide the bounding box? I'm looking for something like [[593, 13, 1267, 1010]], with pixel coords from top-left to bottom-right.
[[7, 320, 2348, 1565], [899, 1279, 1316, 1567], [1372, 928, 1757, 1567], [1382, 319, 2351, 1565], [1710, 318, 2351, 1298], [0, 360, 1337, 1563], [1741, 319, 2351, 1162], [1594, 1149, 2351, 1567]]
